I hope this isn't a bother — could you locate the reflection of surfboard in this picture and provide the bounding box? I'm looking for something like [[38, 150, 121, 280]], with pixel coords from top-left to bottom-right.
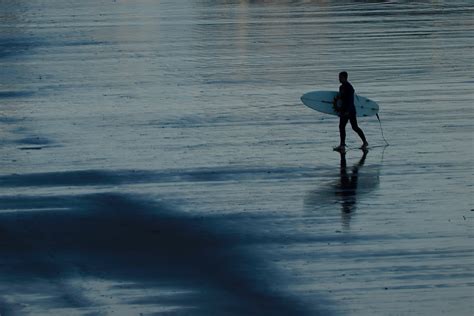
[[301, 91, 379, 117]]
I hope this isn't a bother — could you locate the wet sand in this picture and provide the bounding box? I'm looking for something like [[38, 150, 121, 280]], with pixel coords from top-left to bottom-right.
[[1, 1, 473, 315]]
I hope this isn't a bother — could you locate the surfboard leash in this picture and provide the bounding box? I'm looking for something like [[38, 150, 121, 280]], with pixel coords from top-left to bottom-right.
[[375, 113, 389, 146]]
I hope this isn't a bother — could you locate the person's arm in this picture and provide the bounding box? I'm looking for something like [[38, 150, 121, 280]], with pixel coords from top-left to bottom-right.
[[333, 87, 343, 112], [333, 97, 342, 113], [335, 85, 351, 115]]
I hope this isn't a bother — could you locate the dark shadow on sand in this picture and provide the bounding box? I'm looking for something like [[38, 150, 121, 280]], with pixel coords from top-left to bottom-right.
[[0, 190, 330, 315], [0, 166, 324, 188]]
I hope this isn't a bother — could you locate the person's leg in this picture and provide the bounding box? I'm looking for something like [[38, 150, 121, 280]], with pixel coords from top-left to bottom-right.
[[339, 115, 349, 147], [349, 115, 368, 146]]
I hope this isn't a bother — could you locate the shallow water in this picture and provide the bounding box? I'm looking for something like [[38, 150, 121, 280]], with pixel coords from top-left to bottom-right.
[[1, 1, 473, 315]]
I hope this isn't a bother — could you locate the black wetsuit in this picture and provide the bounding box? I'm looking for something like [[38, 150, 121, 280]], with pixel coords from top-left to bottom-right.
[[338, 82, 367, 146]]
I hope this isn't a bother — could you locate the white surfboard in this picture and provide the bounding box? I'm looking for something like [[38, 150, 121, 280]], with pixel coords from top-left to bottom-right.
[[301, 91, 379, 117]]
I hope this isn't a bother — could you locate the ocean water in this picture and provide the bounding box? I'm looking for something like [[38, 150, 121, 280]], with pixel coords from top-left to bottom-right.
[[0, 1, 473, 315]]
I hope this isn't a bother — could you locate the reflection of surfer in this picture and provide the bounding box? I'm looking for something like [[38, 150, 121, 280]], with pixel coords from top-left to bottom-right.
[[336, 150, 368, 229], [333, 71, 369, 152]]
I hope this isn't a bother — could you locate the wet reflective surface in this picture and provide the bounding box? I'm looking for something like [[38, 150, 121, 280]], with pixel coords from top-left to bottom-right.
[[1, 1, 473, 315]]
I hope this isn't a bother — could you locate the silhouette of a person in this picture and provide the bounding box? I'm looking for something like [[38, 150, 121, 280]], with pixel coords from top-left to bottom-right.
[[333, 71, 369, 152], [336, 150, 367, 229]]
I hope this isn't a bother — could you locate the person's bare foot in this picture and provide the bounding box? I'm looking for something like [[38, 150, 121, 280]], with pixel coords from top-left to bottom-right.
[[333, 145, 346, 152]]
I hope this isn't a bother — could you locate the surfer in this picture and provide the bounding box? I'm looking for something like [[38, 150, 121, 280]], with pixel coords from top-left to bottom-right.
[[333, 71, 369, 151]]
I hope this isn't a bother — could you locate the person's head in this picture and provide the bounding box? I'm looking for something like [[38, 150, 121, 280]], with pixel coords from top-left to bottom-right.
[[339, 71, 348, 83]]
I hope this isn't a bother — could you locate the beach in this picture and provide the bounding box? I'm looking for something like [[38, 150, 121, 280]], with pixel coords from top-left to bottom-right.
[[0, 1, 473, 315]]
